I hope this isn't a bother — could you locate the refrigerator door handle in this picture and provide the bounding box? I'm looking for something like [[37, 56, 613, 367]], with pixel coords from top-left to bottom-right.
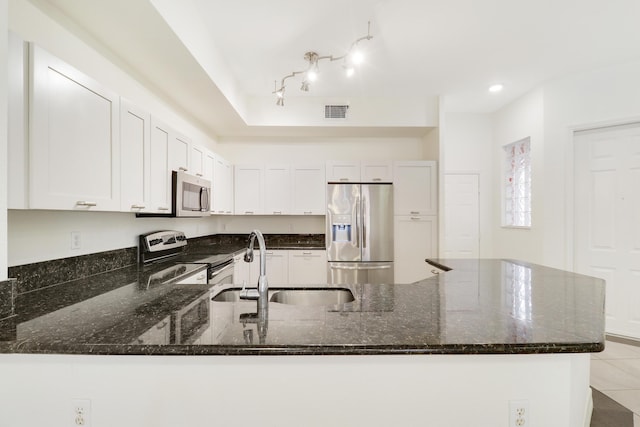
[[361, 189, 367, 250]]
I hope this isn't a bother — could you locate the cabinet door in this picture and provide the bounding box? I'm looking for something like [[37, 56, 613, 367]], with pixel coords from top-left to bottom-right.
[[29, 45, 120, 211], [326, 161, 360, 182], [213, 155, 233, 214], [233, 254, 251, 286], [190, 145, 206, 178], [264, 165, 291, 215], [288, 251, 327, 285], [291, 164, 326, 215], [8, 32, 28, 209], [361, 160, 393, 183], [234, 165, 264, 215], [393, 161, 438, 215], [120, 99, 151, 212], [266, 250, 289, 285], [169, 133, 190, 173], [394, 215, 438, 283], [149, 117, 172, 213], [203, 150, 215, 184]]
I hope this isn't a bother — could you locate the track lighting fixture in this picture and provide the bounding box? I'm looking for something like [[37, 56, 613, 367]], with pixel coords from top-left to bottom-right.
[[272, 21, 373, 106]]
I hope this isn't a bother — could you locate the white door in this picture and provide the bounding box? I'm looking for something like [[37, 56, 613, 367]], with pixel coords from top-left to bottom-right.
[[574, 122, 640, 338], [443, 174, 480, 258]]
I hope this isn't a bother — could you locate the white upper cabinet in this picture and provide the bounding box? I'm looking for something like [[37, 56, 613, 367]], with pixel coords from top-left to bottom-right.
[[203, 150, 215, 183], [326, 161, 360, 182], [234, 164, 264, 215], [120, 99, 151, 213], [264, 165, 291, 215], [190, 145, 206, 178], [213, 155, 233, 214], [291, 164, 326, 215], [327, 160, 393, 183], [8, 32, 28, 209], [169, 133, 190, 174], [361, 160, 393, 183], [393, 161, 438, 216], [149, 117, 172, 213], [29, 45, 121, 211]]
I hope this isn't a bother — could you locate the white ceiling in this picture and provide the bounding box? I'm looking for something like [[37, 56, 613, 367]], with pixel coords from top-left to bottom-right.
[[30, 0, 640, 138]]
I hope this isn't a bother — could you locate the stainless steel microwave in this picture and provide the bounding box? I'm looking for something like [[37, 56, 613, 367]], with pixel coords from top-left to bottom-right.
[[172, 170, 211, 217]]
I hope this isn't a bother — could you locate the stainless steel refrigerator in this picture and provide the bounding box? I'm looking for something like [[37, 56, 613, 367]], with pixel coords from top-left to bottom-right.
[[326, 183, 394, 285]]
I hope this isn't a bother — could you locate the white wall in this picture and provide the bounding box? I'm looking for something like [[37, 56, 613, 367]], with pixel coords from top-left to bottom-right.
[[217, 135, 434, 164], [478, 59, 640, 269], [7, 210, 220, 267], [441, 112, 494, 257], [491, 89, 545, 263], [1, 0, 8, 279], [542, 59, 640, 269], [0, 353, 591, 427]]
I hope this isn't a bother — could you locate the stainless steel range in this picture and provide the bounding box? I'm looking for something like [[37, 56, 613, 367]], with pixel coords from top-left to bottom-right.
[[137, 230, 234, 345], [139, 230, 234, 287]]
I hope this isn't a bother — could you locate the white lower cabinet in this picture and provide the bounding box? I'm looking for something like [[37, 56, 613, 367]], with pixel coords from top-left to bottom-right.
[[265, 250, 289, 285], [233, 250, 327, 286], [288, 251, 327, 285], [394, 215, 438, 283]]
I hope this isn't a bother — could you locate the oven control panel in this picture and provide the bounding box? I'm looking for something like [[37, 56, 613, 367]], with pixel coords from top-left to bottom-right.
[[142, 230, 187, 253]]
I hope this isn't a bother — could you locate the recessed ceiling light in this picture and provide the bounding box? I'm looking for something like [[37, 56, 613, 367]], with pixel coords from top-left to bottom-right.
[[489, 84, 504, 93]]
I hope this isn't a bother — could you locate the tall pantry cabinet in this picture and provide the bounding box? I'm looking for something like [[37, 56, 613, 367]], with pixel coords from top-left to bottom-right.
[[393, 161, 438, 283]]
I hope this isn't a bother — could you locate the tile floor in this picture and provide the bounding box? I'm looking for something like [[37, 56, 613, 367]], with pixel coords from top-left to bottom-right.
[[591, 338, 640, 426]]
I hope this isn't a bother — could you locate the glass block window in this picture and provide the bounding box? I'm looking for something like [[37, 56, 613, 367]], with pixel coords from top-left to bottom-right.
[[503, 138, 531, 227]]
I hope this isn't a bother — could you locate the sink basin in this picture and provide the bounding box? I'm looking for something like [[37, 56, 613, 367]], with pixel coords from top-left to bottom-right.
[[270, 289, 355, 306], [212, 288, 355, 306]]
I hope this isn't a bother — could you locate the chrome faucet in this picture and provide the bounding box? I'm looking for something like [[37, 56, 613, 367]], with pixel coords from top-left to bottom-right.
[[240, 230, 269, 303]]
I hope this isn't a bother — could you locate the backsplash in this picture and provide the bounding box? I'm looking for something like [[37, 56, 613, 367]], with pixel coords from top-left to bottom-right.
[[8, 247, 137, 294], [8, 234, 325, 295]]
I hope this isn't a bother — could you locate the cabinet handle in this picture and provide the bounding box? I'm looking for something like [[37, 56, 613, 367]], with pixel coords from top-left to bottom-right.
[[410, 211, 420, 215], [131, 204, 146, 209], [266, 251, 274, 255], [372, 178, 382, 182], [76, 201, 97, 207], [158, 207, 170, 211], [302, 251, 313, 255], [225, 211, 232, 214], [179, 167, 188, 172], [303, 211, 313, 215], [273, 211, 282, 215], [244, 211, 254, 215], [339, 178, 349, 182], [431, 269, 440, 275], [196, 173, 203, 177], [410, 217, 421, 220]]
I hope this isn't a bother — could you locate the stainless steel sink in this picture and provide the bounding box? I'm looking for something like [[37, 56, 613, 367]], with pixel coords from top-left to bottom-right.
[[212, 288, 355, 306], [269, 289, 354, 306]]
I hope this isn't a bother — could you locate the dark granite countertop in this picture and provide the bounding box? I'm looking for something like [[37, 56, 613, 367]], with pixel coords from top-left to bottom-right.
[[0, 258, 605, 356]]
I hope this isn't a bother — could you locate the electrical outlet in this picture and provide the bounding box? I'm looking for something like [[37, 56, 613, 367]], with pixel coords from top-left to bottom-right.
[[71, 232, 81, 250], [72, 399, 91, 427], [509, 399, 529, 427]]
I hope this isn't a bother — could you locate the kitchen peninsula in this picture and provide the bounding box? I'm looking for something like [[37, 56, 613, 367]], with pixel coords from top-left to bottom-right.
[[0, 258, 605, 427]]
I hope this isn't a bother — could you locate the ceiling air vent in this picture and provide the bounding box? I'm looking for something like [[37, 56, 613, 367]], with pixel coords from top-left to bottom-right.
[[325, 105, 349, 120]]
